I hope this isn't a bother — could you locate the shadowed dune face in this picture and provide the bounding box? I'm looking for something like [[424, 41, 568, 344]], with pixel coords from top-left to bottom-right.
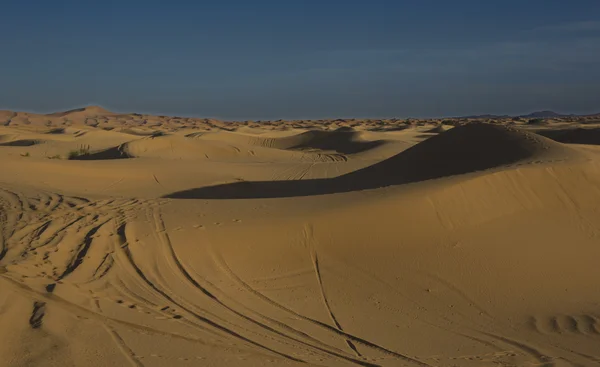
[[120, 128, 166, 137], [343, 123, 566, 183], [0, 139, 42, 147], [270, 130, 385, 154], [535, 127, 600, 145], [164, 124, 572, 199], [45, 127, 67, 134], [196, 129, 387, 155], [67, 144, 132, 160]]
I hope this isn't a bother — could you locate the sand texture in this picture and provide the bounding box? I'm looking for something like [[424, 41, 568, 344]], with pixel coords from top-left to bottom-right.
[[1, 107, 600, 366]]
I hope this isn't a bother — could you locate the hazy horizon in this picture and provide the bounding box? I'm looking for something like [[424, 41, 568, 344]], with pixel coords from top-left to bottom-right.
[[1, 0, 599, 120], [3, 104, 598, 122]]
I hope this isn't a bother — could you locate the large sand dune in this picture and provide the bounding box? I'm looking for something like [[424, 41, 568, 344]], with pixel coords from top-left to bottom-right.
[[2, 108, 600, 366]]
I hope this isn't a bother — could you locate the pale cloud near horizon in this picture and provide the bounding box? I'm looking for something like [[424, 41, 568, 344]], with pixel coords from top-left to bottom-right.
[[533, 20, 600, 33], [280, 34, 600, 79]]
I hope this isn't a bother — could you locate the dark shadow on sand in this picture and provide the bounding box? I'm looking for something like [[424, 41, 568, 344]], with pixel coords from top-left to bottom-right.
[[0, 139, 41, 147], [68, 145, 132, 160], [535, 127, 600, 145], [164, 124, 545, 199]]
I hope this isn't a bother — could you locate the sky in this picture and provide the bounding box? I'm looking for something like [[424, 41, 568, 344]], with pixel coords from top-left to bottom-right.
[[1, 0, 599, 120]]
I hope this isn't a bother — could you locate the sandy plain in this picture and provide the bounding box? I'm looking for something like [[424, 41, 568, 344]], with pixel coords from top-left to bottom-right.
[[1, 106, 600, 366]]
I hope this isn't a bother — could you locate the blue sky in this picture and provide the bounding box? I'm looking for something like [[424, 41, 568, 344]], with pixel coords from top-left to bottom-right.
[[1, 0, 599, 119]]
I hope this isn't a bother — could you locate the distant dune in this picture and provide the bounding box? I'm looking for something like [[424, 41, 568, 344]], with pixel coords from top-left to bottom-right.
[[48, 105, 115, 117]]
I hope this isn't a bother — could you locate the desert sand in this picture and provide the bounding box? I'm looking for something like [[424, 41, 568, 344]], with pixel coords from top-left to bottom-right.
[[1, 106, 600, 366]]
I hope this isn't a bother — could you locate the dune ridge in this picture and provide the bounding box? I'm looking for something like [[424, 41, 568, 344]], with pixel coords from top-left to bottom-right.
[[165, 123, 578, 199]]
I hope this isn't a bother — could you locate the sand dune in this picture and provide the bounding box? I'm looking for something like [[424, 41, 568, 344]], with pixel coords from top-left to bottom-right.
[[190, 129, 387, 155], [48, 105, 115, 118], [166, 123, 579, 199], [344, 123, 575, 183], [2, 108, 600, 366]]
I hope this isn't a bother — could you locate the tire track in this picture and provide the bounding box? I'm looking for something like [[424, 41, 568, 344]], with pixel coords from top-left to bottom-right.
[[304, 225, 363, 358], [57, 218, 113, 280], [152, 209, 382, 366], [92, 295, 145, 367], [0, 274, 268, 357], [481, 332, 556, 367], [109, 221, 227, 341], [0, 187, 432, 366], [150, 209, 340, 364], [210, 247, 400, 367], [113, 219, 305, 363], [302, 225, 431, 366], [208, 226, 431, 366]]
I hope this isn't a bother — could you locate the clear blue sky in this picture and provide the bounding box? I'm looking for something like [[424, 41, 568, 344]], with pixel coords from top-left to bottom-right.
[[1, 0, 599, 120]]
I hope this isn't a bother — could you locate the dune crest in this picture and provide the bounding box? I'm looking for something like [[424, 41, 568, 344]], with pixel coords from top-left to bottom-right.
[[165, 123, 579, 199], [49, 105, 115, 117], [345, 122, 574, 183]]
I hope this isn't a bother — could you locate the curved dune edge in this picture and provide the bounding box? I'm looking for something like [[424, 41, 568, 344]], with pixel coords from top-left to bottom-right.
[[191, 129, 387, 155], [164, 123, 579, 199]]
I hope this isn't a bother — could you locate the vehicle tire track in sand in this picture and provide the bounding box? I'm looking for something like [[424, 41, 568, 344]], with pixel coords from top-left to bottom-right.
[[152, 210, 384, 367], [1, 187, 431, 366], [211, 236, 433, 366], [0, 191, 281, 361], [111, 222, 233, 340], [150, 208, 342, 364], [104, 326, 145, 367], [0, 274, 249, 353], [480, 332, 559, 367], [0, 189, 27, 240], [210, 245, 417, 367], [115, 218, 305, 363], [92, 296, 145, 367], [303, 224, 363, 359], [109, 221, 231, 343], [57, 217, 113, 280]]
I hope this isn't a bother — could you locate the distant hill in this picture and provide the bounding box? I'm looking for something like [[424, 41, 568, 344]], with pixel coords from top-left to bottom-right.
[[457, 111, 593, 120], [519, 111, 570, 118], [458, 114, 511, 119]]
